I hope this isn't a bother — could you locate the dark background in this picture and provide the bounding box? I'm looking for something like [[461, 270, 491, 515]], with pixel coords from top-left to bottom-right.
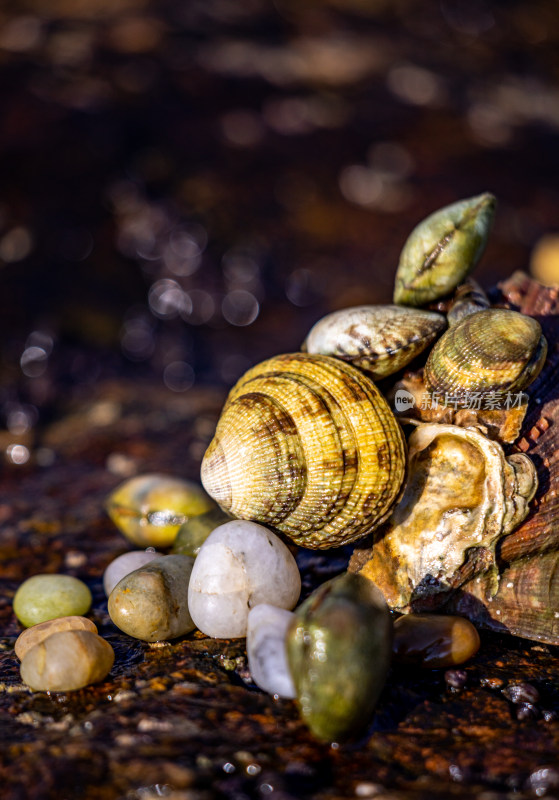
[[1, 0, 559, 440]]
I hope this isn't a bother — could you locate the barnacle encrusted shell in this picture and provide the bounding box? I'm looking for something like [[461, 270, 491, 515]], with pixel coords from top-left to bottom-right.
[[302, 305, 446, 379], [355, 423, 537, 611], [286, 572, 392, 741], [394, 193, 496, 307], [424, 308, 547, 402], [201, 353, 407, 549]]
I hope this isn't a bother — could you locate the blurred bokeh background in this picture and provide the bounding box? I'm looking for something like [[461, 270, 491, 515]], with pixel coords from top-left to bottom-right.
[[1, 0, 559, 462]]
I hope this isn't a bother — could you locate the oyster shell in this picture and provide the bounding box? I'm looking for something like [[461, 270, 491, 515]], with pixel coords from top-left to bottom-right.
[[424, 308, 547, 403], [353, 422, 537, 611], [440, 271, 559, 643], [302, 304, 446, 379], [394, 193, 496, 307], [201, 353, 406, 549]]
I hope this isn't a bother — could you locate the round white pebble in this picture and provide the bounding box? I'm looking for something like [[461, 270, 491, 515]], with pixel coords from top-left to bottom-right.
[[103, 550, 162, 596], [246, 604, 296, 698], [187, 520, 301, 638]]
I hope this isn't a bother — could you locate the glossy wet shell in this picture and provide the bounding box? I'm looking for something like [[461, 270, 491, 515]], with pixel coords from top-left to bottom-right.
[[356, 423, 538, 611], [394, 193, 496, 307], [201, 353, 407, 549], [106, 473, 217, 548], [286, 572, 392, 742], [424, 308, 547, 401], [302, 305, 446, 379]]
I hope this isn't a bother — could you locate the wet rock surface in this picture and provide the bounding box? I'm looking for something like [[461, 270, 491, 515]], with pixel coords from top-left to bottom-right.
[[0, 367, 557, 800]]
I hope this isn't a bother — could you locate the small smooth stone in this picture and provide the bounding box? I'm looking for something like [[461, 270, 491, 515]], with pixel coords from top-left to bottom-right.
[[20, 630, 114, 692], [108, 554, 195, 642], [15, 616, 97, 660], [246, 604, 296, 699], [286, 572, 392, 742], [172, 508, 232, 557], [106, 473, 217, 548], [103, 549, 162, 596], [13, 574, 92, 628], [188, 520, 301, 639], [393, 613, 480, 668]]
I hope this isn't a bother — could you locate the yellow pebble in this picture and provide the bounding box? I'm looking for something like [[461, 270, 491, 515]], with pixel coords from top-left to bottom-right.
[[20, 631, 114, 692], [14, 616, 97, 661]]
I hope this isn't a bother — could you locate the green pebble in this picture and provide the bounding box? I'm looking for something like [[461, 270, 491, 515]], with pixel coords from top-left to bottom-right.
[[13, 574, 92, 628], [172, 508, 232, 557]]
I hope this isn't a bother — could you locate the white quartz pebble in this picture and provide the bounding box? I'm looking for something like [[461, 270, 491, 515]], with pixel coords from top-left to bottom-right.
[[246, 604, 296, 699], [103, 549, 161, 596], [187, 520, 301, 638]]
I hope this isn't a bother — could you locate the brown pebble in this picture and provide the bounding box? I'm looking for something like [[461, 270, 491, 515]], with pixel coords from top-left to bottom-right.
[[480, 676, 504, 690], [14, 616, 97, 660], [516, 703, 539, 721], [444, 668, 468, 689], [393, 613, 480, 668], [20, 630, 114, 692], [502, 682, 540, 705]]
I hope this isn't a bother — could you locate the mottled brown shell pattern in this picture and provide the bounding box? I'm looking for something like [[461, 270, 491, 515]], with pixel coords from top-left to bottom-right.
[[424, 308, 547, 401], [302, 305, 446, 379], [201, 353, 406, 549]]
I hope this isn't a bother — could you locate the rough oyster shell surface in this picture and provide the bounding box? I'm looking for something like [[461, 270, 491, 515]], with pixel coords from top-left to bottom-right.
[[354, 422, 537, 611], [353, 273, 559, 644]]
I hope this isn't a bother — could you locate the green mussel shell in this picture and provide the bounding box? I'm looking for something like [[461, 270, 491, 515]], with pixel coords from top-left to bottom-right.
[[394, 193, 496, 307], [286, 572, 392, 742]]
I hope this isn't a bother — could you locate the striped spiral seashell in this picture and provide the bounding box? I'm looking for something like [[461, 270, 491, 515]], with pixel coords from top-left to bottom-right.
[[201, 353, 406, 549]]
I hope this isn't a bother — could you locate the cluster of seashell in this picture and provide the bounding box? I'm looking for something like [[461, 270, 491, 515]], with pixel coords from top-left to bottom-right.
[[13, 193, 553, 740], [200, 194, 546, 560]]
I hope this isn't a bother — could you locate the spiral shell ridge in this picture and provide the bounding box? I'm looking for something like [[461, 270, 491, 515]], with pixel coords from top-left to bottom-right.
[[201, 353, 406, 548]]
